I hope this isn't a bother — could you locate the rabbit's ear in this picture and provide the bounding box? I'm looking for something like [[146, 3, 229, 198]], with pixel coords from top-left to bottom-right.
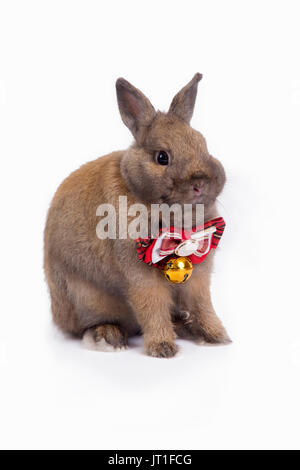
[[116, 78, 156, 141], [168, 73, 202, 124]]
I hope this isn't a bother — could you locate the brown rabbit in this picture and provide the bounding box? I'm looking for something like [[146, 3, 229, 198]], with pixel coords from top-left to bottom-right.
[[44, 73, 230, 358]]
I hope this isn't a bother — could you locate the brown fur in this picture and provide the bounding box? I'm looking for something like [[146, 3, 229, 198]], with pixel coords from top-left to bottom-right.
[[44, 74, 230, 358], [90, 324, 128, 349]]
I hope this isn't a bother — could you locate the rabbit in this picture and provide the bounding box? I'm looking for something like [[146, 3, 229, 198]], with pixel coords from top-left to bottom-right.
[[44, 73, 230, 358]]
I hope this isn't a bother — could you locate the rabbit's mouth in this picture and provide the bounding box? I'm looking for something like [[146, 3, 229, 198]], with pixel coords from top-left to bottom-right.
[[158, 177, 218, 206], [191, 187, 204, 203]]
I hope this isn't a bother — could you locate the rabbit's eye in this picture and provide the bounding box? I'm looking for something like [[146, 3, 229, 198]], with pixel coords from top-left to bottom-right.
[[155, 150, 169, 166]]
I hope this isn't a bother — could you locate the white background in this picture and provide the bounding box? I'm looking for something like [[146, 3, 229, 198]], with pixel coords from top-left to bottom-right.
[[0, 0, 299, 450]]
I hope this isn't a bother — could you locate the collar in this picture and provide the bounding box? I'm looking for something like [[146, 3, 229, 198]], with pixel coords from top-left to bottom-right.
[[136, 217, 225, 268]]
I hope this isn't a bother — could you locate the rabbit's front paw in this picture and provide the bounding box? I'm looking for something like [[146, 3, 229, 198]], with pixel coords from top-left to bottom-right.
[[173, 310, 231, 344], [146, 340, 178, 358], [202, 328, 232, 345], [192, 319, 231, 345]]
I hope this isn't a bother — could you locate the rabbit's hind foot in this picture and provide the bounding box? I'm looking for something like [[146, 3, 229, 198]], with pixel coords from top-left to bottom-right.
[[83, 324, 128, 352]]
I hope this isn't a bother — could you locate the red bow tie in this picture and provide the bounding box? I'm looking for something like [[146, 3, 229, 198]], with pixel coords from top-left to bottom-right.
[[136, 217, 226, 267], [159, 225, 217, 258]]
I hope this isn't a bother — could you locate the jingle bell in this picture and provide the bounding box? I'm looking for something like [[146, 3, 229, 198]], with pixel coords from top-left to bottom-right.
[[163, 257, 193, 284]]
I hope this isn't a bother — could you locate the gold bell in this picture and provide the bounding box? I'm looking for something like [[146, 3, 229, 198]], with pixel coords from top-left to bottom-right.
[[163, 257, 193, 284]]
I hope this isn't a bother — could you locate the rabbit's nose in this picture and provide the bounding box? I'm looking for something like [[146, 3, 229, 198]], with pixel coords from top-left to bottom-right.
[[191, 176, 206, 195], [193, 186, 202, 195]]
